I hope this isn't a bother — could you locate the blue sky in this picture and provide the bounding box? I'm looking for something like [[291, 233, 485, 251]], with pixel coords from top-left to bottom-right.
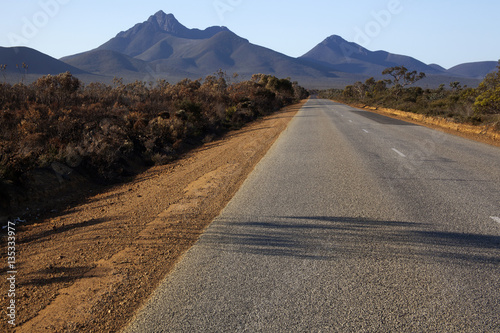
[[1, 0, 499, 69]]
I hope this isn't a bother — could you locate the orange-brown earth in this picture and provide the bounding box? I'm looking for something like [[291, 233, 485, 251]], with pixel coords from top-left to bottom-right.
[[0, 100, 305, 333]]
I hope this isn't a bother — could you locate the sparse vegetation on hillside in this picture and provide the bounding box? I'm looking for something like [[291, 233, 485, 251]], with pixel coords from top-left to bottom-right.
[[319, 62, 500, 128], [0, 71, 308, 189]]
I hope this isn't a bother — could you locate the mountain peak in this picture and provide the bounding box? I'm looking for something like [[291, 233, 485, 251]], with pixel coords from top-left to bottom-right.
[[312, 34, 369, 60], [301, 34, 444, 76], [145, 10, 230, 39], [322, 35, 366, 52], [324, 35, 349, 44], [149, 11, 189, 35]]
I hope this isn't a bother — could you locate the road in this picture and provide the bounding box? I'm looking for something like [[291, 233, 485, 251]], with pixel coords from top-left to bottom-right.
[[125, 98, 500, 332]]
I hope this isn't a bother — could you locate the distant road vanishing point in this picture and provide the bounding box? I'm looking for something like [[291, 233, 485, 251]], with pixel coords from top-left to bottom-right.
[[125, 98, 500, 332]]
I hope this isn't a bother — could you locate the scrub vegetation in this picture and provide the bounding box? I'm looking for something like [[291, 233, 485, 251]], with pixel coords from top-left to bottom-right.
[[320, 62, 500, 129], [0, 71, 308, 186]]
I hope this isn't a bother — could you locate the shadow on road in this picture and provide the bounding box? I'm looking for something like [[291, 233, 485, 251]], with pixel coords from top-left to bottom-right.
[[198, 215, 500, 265]]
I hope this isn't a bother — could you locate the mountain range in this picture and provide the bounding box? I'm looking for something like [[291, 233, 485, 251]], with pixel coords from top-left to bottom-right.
[[60, 11, 335, 85], [2, 11, 497, 88], [0, 46, 86, 75]]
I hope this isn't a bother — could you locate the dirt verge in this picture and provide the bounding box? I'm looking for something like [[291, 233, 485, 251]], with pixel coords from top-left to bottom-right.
[[0, 100, 305, 333], [341, 101, 500, 148]]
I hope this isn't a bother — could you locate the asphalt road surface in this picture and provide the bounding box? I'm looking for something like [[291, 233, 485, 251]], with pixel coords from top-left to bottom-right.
[[125, 99, 500, 332]]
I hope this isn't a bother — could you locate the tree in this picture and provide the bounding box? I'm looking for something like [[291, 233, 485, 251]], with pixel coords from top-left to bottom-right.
[[473, 60, 500, 115], [382, 66, 426, 99], [450, 81, 463, 92], [352, 81, 367, 100], [0, 64, 6, 83], [382, 66, 426, 88], [16, 62, 29, 83], [33, 72, 80, 106]]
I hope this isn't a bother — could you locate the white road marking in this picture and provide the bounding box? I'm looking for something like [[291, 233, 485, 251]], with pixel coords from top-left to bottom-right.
[[362, 129, 369, 133], [392, 148, 406, 157], [349, 120, 353, 123], [490, 216, 500, 224]]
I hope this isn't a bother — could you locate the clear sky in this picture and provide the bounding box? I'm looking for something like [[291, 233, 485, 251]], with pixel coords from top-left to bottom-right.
[[1, 0, 499, 69]]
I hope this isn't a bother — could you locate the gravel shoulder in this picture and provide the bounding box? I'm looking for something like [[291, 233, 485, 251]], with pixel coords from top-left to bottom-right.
[[0, 100, 305, 333]]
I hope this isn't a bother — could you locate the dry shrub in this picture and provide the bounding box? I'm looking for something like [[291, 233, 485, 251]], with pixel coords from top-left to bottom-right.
[[0, 72, 308, 185]]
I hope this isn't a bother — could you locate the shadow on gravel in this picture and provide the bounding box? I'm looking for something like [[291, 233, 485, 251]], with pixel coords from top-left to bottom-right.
[[23, 265, 97, 287], [18, 217, 110, 245], [199, 216, 500, 265]]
